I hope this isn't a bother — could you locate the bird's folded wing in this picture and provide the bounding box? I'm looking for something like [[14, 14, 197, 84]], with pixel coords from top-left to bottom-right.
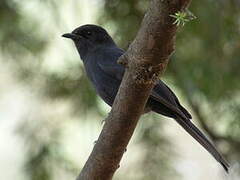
[[97, 48, 125, 81], [150, 90, 187, 119], [152, 81, 192, 119]]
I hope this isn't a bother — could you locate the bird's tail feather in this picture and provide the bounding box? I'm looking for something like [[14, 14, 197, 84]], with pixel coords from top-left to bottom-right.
[[175, 116, 229, 172]]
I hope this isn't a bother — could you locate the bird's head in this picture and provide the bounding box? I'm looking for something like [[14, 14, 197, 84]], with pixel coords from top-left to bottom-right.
[[62, 24, 116, 59]]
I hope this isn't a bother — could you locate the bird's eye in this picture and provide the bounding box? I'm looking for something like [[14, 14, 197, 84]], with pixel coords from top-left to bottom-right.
[[86, 31, 92, 36]]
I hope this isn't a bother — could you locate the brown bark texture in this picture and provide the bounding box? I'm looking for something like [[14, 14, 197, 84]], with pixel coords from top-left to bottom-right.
[[77, 0, 192, 179]]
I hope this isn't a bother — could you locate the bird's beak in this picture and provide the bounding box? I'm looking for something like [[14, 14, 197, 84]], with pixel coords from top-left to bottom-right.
[[62, 33, 78, 40]]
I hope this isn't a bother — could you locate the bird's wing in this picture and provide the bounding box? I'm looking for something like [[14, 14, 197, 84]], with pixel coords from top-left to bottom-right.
[[151, 80, 192, 119], [97, 47, 125, 81], [98, 53, 192, 119]]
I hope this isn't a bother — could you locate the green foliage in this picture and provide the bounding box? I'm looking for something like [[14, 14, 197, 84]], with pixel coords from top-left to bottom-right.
[[0, 0, 98, 180], [170, 1, 240, 154], [99, 0, 148, 48], [0, 1, 47, 57], [43, 68, 99, 115], [137, 115, 178, 180], [170, 10, 196, 26], [18, 118, 79, 180]]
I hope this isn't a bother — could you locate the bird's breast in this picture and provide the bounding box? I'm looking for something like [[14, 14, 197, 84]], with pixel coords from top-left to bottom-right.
[[84, 61, 120, 106]]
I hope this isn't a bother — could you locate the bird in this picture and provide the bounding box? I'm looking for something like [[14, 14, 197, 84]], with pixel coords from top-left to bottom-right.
[[62, 24, 229, 172]]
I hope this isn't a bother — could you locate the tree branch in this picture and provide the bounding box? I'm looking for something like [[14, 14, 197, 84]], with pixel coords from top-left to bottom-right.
[[77, 0, 191, 179]]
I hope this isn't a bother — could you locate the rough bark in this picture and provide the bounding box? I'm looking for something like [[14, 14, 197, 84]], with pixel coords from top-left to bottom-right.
[[77, 0, 192, 179]]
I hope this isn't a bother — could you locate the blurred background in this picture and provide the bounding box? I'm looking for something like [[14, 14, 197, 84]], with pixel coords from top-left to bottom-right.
[[0, 0, 240, 179]]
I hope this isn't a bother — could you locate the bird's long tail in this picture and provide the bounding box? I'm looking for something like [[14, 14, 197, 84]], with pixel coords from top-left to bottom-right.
[[175, 116, 229, 172]]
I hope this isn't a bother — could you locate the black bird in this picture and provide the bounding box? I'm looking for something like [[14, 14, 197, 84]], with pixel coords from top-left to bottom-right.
[[62, 24, 229, 172]]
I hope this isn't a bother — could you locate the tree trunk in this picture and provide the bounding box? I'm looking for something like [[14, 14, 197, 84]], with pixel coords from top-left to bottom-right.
[[77, 0, 192, 179]]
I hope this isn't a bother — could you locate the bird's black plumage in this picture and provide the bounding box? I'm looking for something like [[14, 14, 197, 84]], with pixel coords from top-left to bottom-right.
[[62, 24, 229, 172]]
